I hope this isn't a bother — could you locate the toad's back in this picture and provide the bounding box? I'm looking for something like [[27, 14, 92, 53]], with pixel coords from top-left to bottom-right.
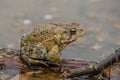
[[22, 23, 64, 51], [20, 22, 84, 67]]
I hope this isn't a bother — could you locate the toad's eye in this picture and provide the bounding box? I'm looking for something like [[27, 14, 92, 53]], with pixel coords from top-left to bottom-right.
[[70, 28, 76, 34]]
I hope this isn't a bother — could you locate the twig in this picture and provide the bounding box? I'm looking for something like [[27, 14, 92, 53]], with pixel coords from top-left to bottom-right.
[[66, 48, 120, 78]]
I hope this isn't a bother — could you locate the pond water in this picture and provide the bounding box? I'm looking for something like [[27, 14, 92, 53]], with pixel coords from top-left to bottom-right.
[[0, 0, 120, 61]]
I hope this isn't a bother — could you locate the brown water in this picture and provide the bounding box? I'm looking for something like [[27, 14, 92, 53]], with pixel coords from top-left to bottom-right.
[[0, 0, 120, 61]]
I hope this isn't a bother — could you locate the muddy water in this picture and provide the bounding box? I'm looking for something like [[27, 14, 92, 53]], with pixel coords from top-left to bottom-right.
[[0, 0, 120, 61]]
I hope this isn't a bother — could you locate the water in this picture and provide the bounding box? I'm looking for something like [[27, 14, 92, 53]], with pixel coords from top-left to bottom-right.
[[0, 0, 120, 61]]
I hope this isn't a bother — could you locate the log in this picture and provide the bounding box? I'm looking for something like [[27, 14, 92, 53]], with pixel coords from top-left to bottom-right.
[[0, 48, 120, 80], [0, 48, 94, 80]]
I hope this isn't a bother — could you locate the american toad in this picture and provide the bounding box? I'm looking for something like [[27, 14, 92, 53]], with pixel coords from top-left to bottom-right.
[[20, 22, 84, 67]]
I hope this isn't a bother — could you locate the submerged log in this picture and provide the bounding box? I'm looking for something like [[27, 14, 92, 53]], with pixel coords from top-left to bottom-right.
[[0, 48, 120, 80]]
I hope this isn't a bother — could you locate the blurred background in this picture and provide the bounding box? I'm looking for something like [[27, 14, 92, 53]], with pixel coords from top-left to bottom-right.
[[0, 0, 120, 61]]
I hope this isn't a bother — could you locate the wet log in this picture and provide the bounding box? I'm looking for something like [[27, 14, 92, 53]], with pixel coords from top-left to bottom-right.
[[0, 48, 95, 80], [66, 48, 120, 78], [0, 48, 120, 80]]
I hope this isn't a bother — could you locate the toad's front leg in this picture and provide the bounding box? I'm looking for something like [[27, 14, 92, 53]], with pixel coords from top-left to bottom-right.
[[46, 45, 62, 65]]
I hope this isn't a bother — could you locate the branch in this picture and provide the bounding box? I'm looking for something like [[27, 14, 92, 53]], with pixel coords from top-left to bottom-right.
[[65, 48, 120, 78]]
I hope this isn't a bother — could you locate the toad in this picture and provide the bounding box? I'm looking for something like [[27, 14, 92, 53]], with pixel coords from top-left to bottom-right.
[[20, 22, 84, 67]]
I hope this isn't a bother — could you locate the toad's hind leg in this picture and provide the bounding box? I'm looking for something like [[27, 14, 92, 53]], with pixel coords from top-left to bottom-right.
[[28, 42, 47, 59], [21, 55, 49, 68], [20, 42, 48, 67], [46, 45, 62, 65]]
